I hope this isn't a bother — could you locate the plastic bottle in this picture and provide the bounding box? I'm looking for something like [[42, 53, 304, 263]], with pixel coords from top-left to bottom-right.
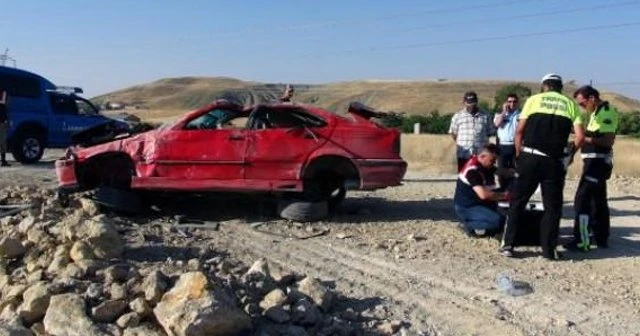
[[496, 272, 533, 296]]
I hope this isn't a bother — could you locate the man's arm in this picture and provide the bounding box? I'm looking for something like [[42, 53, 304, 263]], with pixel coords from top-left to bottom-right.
[[585, 133, 615, 148], [0, 91, 6, 105], [448, 113, 458, 141], [472, 185, 507, 201], [514, 119, 527, 157], [494, 112, 505, 128]]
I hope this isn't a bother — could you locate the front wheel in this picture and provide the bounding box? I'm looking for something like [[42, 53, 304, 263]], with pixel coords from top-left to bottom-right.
[[11, 132, 45, 164]]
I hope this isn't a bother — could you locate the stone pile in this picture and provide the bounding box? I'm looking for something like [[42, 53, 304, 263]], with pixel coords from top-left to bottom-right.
[[0, 187, 387, 336]]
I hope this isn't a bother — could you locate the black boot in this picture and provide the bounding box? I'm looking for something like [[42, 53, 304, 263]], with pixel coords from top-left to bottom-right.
[[1, 153, 9, 167]]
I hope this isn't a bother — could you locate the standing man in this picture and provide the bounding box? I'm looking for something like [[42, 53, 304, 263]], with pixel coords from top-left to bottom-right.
[[279, 84, 294, 103], [499, 73, 584, 260], [0, 88, 9, 167], [448, 91, 495, 171], [493, 93, 521, 190], [565, 85, 619, 251]]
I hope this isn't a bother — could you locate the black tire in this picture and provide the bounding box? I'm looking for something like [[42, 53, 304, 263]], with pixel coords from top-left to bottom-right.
[[303, 177, 346, 211], [277, 198, 328, 222], [11, 132, 45, 164]]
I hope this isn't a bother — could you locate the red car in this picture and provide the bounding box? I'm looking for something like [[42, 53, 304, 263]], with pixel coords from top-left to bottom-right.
[[55, 100, 407, 215]]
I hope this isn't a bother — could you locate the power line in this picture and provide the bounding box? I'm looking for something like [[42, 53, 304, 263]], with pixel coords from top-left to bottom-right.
[[307, 21, 640, 57], [176, 0, 546, 39], [398, 0, 640, 33]]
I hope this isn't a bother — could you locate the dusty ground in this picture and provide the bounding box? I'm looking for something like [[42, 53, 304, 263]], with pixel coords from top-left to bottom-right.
[[3, 150, 640, 335]]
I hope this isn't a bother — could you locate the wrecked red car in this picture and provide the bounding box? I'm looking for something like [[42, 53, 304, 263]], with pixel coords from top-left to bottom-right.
[[55, 100, 407, 217]]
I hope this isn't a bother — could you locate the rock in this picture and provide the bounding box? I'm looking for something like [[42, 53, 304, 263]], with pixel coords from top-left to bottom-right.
[[116, 312, 140, 329], [17, 282, 51, 324], [122, 324, 166, 336], [43, 294, 108, 336], [85, 283, 104, 300], [244, 258, 271, 280], [69, 241, 95, 262], [142, 270, 168, 304], [296, 277, 334, 312], [129, 298, 152, 318], [103, 264, 130, 283], [336, 233, 352, 239], [291, 299, 321, 326], [0, 237, 26, 260], [78, 216, 124, 260], [282, 325, 308, 336], [30, 322, 45, 336], [263, 306, 290, 323], [0, 317, 32, 336], [109, 283, 127, 300], [46, 256, 70, 275], [377, 320, 403, 335], [26, 228, 50, 246], [25, 270, 43, 284], [75, 259, 108, 277], [187, 259, 201, 271], [153, 272, 252, 336], [259, 288, 288, 311], [62, 263, 84, 279], [79, 198, 100, 217], [91, 299, 127, 323], [17, 216, 36, 234]]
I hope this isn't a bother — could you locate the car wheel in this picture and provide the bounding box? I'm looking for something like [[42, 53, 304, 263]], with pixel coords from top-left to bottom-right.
[[277, 198, 328, 222], [11, 132, 45, 164], [303, 177, 346, 211]]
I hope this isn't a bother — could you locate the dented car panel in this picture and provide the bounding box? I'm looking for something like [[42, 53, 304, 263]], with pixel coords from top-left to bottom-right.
[[56, 100, 407, 196]]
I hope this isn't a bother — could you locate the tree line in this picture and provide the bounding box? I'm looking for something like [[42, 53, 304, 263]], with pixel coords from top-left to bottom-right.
[[377, 83, 640, 137]]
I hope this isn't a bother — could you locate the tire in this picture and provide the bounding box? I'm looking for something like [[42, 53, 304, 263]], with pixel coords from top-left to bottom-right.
[[277, 198, 328, 222], [303, 177, 346, 211], [11, 132, 45, 164]]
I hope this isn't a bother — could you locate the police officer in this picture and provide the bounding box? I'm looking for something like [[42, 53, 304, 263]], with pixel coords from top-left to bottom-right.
[[565, 85, 619, 251], [499, 73, 585, 260]]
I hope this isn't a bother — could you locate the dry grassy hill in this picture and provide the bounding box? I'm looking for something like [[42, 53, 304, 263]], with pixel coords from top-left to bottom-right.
[[94, 77, 640, 120]]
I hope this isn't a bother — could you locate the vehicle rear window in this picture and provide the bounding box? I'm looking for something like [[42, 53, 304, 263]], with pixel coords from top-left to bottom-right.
[[0, 73, 41, 98]]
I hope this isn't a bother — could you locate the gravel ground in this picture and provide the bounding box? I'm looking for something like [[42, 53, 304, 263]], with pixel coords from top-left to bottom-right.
[[2, 150, 640, 335]]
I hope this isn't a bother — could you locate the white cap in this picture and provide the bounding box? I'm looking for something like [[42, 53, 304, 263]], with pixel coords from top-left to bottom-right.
[[541, 73, 562, 83]]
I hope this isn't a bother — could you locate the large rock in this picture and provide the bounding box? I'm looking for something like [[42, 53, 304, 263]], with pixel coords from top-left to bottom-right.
[[69, 241, 96, 262], [17, 282, 51, 324], [17, 216, 36, 234], [91, 299, 127, 323], [43, 294, 109, 336], [142, 270, 168, 304], [79, 198, 100, 217], [77, 216, 124, 260], [0, 237, 25, 260], [296, 277, 334, 312], [153, 272, 252, 336]]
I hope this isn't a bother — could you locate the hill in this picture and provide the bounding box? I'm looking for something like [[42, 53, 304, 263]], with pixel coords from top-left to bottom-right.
[[93, 77, 640, 120]]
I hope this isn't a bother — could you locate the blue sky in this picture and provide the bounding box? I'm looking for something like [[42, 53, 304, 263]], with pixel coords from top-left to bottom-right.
[[2, 0, 639, 98]]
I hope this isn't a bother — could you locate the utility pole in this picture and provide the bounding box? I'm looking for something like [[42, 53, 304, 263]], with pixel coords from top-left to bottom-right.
[[0, 49, 17, 67]]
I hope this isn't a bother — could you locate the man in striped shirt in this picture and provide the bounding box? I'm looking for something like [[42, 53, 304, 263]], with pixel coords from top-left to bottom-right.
[[448, 91, 496, 171]]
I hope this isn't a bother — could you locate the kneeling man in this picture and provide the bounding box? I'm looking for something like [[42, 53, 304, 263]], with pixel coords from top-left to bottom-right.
[[454, 144, 510, 236]]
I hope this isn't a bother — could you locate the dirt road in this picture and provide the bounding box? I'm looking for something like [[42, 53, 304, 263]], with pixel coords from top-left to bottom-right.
[[4, 153, 640, 335]]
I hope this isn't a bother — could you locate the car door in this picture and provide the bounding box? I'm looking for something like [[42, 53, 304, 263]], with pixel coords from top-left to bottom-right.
[[153, 107, 249, 180], [48, 93, 84, 146], [244, 106, 329, 181]]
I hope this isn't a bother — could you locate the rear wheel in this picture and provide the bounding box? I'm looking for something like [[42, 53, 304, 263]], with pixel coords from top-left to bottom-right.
[[11, 132, 45, 164], [303, 176, 346, 211]]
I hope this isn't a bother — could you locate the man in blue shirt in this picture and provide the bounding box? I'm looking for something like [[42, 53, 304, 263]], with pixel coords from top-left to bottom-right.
[[493, 93, 520, 189]]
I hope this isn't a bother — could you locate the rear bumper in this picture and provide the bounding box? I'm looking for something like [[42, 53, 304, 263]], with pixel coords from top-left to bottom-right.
[[354, 158, 407, 190]]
